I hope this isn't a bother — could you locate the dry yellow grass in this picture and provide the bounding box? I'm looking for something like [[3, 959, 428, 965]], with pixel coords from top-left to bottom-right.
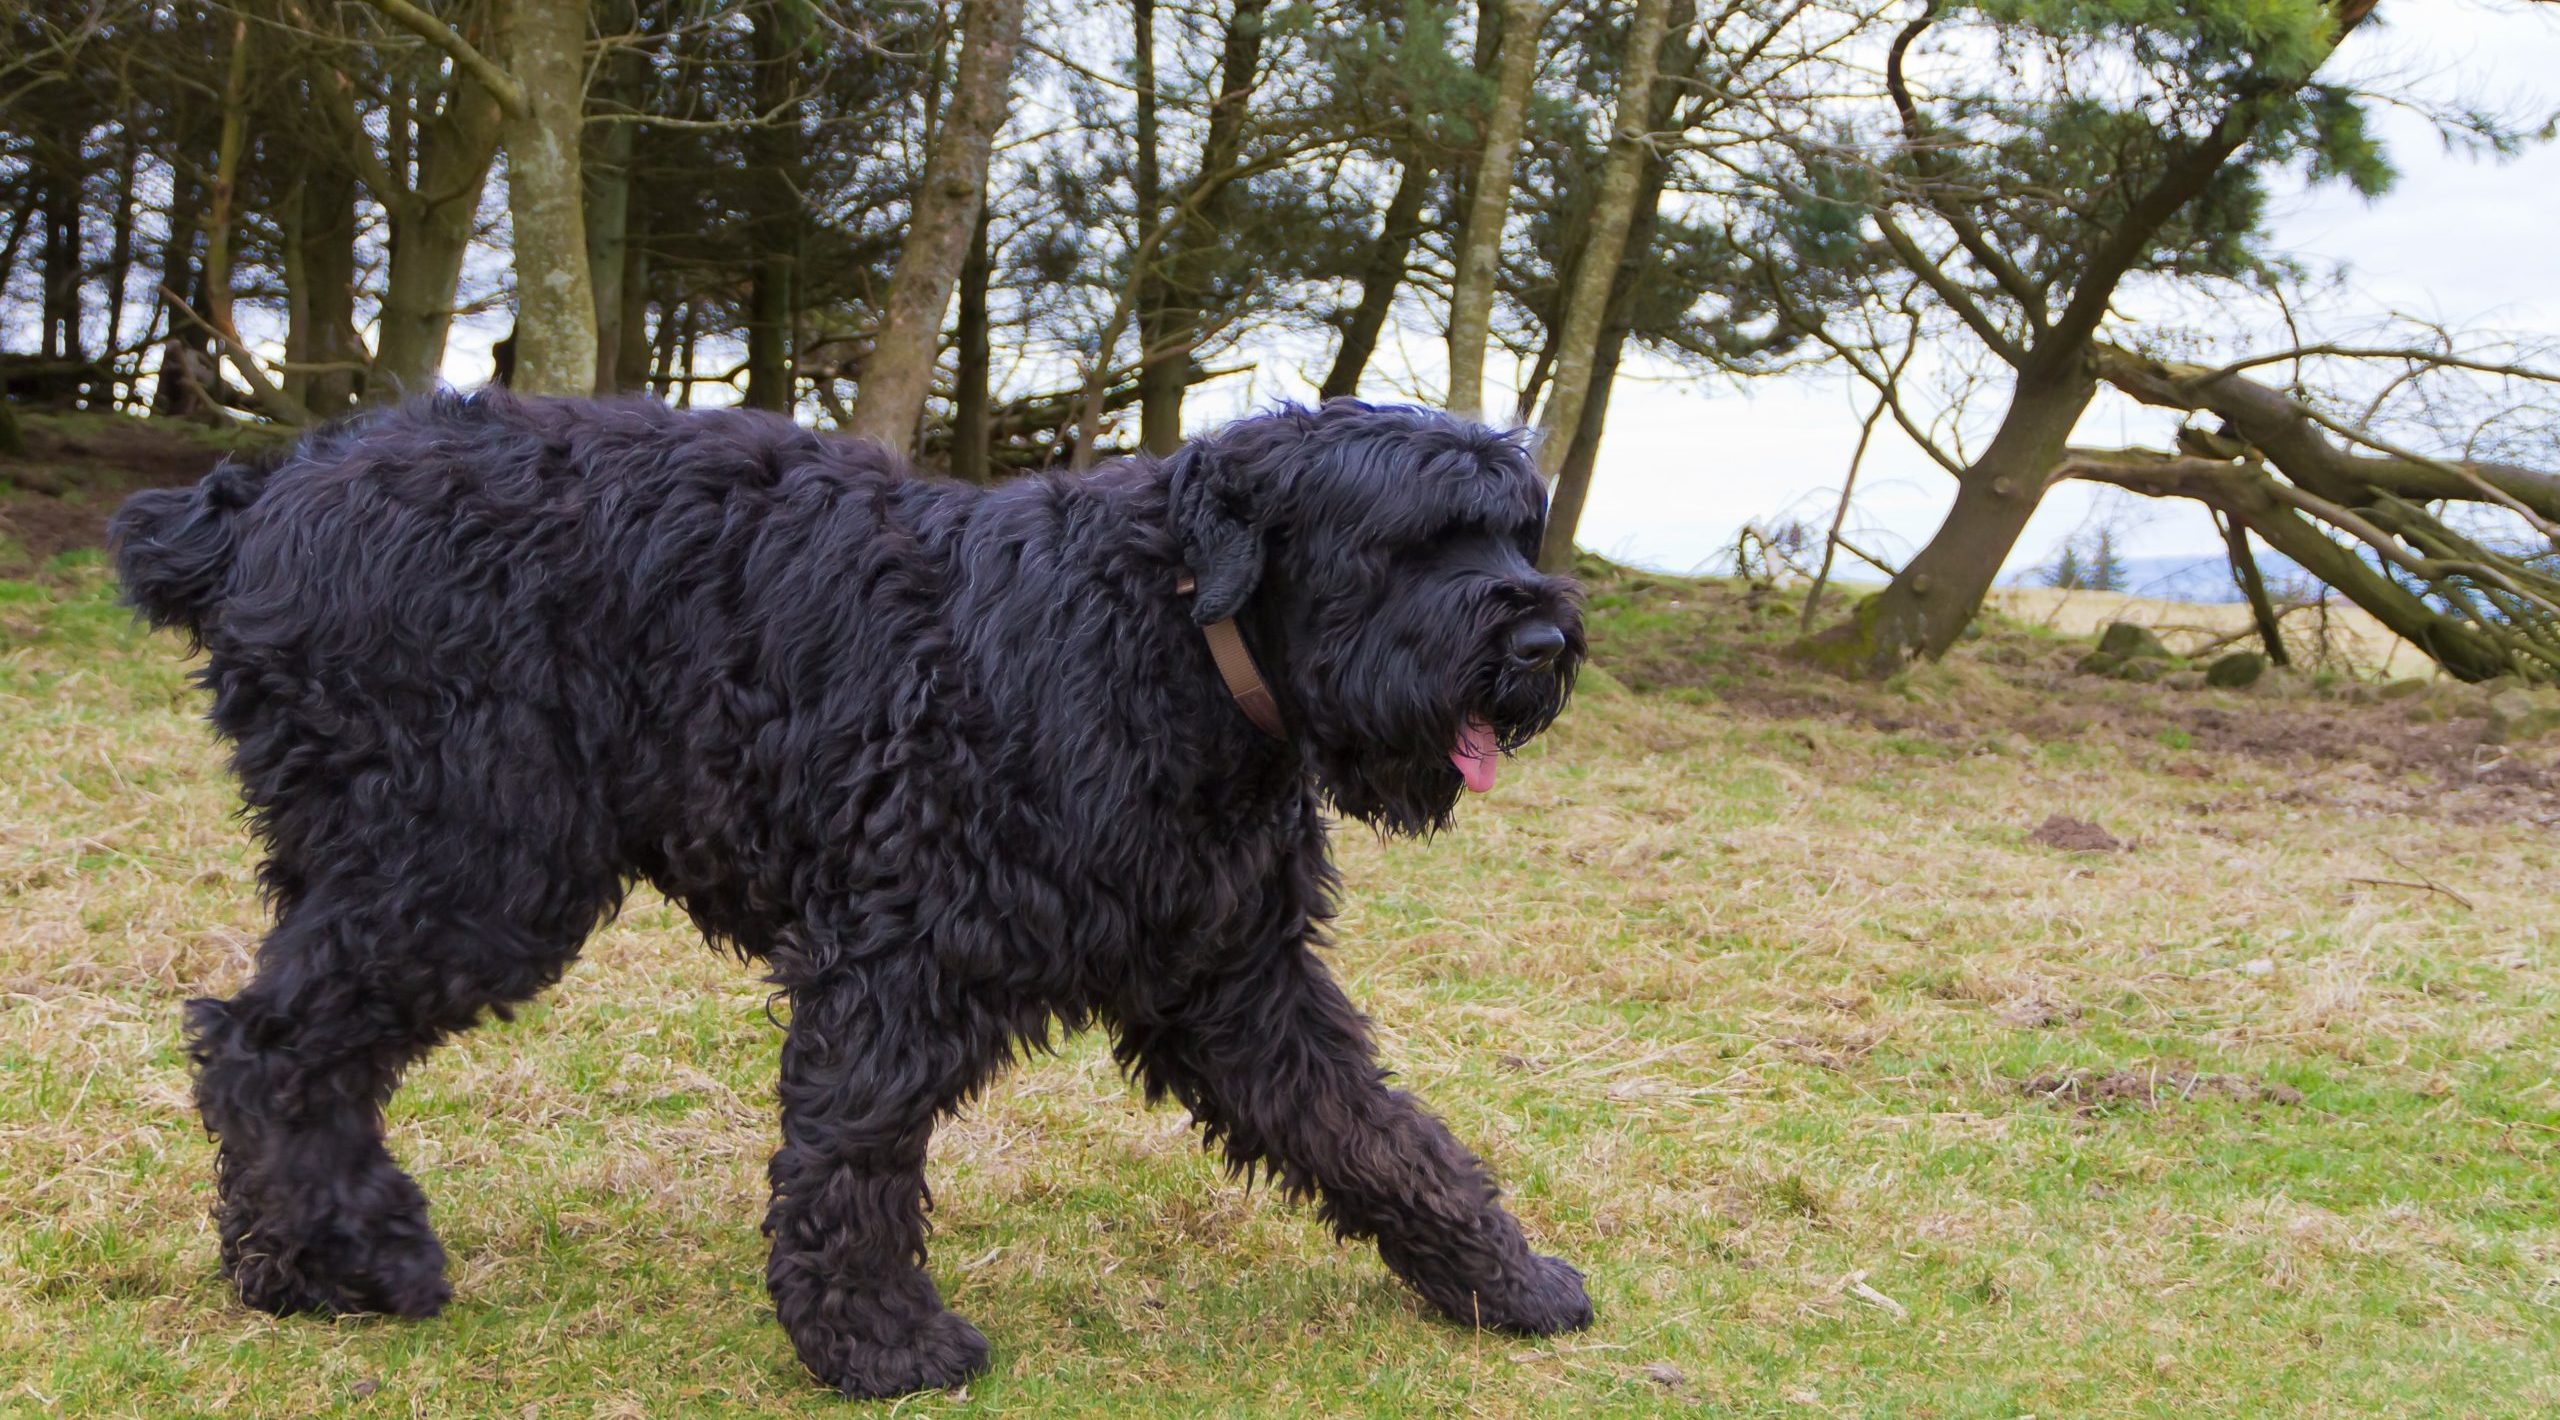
[[4, 557, 2558, 1416], [1984, 586, 2436, 678]]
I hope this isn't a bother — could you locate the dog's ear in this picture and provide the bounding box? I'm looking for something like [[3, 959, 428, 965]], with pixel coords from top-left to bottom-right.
[[1168, 442, 1265, 624]]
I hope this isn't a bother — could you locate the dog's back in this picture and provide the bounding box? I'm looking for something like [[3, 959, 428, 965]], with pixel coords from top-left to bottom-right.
[[104, 390, 1085, 934], [112, 393, 877, 649]]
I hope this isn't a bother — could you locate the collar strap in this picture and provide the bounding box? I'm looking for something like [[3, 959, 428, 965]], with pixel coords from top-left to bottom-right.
[[1175, 572, 1287, 740]]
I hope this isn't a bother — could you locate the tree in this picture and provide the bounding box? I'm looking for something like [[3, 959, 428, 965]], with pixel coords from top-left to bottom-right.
[[1485, 0, 1815, 570], [1316, 1, 1488, 403], [1753, 0, 2389, 674], [2058, 337, 2560, 681], [1527, 0, 1672, 567], [845, 0, 1027, 450], [739, 0, 802, 412], [1134, 0, 1271, 453], [1444, 0, 1541, 419], [363, 0, 595, 396]]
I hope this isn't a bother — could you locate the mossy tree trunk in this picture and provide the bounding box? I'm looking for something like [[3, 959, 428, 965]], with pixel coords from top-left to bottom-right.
[[845, 0, 1025, 450], [1812, 364, 2097, 675], [494, 0, 597, 397], [1529, 0, 1673, 554], [1444, 0, 1540, 420]]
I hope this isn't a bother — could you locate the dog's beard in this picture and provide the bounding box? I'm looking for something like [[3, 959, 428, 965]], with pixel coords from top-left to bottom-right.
[[1310, 642, 1578, 838]]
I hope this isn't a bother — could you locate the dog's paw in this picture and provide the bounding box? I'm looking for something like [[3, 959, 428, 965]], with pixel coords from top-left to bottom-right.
[[225, 1229, 451, 1320], [218, 1167, 452, 1320], [1466, 1253, 1594, 1336], [807, 1310, 991, 1400], [346, 1231, 455, 1319]]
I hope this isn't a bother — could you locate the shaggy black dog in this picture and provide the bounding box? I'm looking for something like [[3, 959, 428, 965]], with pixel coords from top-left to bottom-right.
[[110, 393, 1588, 1398]]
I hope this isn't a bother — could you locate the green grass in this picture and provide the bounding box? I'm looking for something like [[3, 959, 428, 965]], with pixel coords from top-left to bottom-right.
[[3, 561, 2558, 1416]]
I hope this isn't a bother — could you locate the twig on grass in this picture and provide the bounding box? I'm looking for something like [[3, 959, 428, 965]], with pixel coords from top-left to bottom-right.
[[2345, 853, 2476, 910]]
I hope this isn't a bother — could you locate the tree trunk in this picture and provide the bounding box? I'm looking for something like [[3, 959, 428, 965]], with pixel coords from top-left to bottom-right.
[[1537, 176, 1670, 571], [1129, 0, 1176, 454], [496, 0, 597, 397], [105, 127, 139, 404], [845, 0, 1026, 450], [293, 151, 365, 412], [951, 202, 995, 481], [585, 0, 647, 395], [374, 68, 505, 399], [1531, 0, 1670, 486], [650, 292, 683, 399], [675, 300, 699, 407], [1811, 365, 2097, 675], [741, 0, 801, 412], [1444, 0, 1540, 419], [2219, 510, 2291, 666], [1319, 137, 1433, 403], [1136, 0, 1269, 454], [39, 153, 84, 365], [1535, 5, 1689, 570], [152, 157, 212, 417], [615, 235, 654, 394], [195, 17, 308, 425], [0, 195, 30, 314]]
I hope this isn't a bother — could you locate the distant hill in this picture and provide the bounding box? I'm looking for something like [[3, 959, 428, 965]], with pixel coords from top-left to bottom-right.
[[2001, 551, 2314, 605]]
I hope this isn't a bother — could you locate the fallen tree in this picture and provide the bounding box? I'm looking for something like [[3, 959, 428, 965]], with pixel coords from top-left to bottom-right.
[[2053, 340, 2560, 682]]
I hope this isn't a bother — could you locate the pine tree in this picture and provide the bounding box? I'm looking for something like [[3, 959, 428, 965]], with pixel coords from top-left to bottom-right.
[[1770, 0, 2394, 672], [2088, 528, 2128, 594]]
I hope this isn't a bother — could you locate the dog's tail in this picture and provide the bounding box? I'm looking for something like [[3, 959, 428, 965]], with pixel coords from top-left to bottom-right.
[[108, 456, 273, 642]]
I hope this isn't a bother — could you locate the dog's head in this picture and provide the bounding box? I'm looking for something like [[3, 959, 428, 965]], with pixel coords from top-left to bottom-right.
[[1168, 400, 1584, 835]]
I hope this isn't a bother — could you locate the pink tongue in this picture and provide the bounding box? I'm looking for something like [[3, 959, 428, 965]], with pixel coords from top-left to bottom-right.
[[1450, 718, 1500, 794]]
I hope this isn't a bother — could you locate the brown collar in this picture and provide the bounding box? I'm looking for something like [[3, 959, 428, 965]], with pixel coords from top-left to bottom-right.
[[1174, 572, 1286, 740]]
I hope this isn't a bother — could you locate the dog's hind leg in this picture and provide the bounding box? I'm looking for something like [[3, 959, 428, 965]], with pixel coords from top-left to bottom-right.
[[188, 867, 602, 1319], [763, 970, 1004, 1399], [1118, 940, 1593, 1337]]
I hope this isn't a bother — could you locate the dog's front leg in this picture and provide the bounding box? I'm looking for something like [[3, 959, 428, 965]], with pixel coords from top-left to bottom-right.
[[764, 976, 994, 1399], [1120, 940, 1592, 1336]]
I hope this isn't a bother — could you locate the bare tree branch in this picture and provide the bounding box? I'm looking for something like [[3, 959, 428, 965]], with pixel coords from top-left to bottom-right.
[[358, 0, 525, 119]]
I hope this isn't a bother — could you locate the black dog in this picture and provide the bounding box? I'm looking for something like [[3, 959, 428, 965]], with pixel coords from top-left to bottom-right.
[[111, 393, 1588, 1398]]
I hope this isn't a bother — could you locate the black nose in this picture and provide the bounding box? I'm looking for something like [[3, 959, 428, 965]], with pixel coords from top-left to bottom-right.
[[1507, 621, 1567, 670]]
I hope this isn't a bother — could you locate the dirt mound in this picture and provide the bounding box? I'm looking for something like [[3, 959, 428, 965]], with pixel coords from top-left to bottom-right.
[[2026, 814, 2123, 852], [2019, 1065, 2303, 1113], [1, 414, 247, 570]]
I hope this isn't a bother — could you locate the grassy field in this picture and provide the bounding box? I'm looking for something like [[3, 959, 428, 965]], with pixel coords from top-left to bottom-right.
[[3, 550, 2558, 1417]]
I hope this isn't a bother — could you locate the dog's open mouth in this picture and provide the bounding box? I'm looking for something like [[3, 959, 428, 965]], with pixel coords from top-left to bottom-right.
[[1451, 717, 1501, 794]]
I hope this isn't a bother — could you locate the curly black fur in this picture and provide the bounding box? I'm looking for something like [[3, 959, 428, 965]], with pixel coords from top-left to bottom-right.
[[110, 392, 1589, 1398]]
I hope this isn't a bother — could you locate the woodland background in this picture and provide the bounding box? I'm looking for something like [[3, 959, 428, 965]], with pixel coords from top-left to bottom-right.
[[3, 0, 2558, 678]]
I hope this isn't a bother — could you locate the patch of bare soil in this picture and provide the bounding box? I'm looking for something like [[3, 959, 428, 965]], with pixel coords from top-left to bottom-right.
[[2019, 1064, 2304, 1114], [0, 415, 236, 568], [2026, 814, 2123, 852]]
